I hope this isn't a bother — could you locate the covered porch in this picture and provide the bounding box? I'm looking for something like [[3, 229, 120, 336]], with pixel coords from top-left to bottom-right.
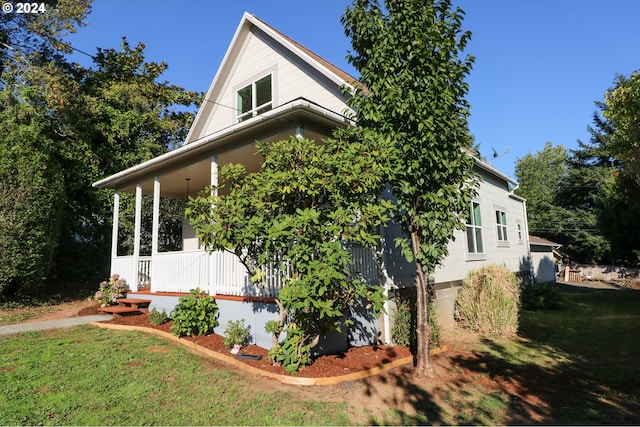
[[94, 100, 361, 296]]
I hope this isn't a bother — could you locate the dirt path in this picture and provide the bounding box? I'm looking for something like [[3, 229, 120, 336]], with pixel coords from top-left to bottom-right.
[[0, 299, 96, 324]]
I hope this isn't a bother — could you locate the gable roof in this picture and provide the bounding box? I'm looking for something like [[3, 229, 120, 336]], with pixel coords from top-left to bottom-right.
[[250, 14, 358, 86], [185, 12, 358, 144]]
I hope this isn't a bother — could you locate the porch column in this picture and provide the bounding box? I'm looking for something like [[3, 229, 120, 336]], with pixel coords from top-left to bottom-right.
[[111, 191, 120, 270], [132, 184, 143, 291], [209, 155, 218, 294], [152, 177, 160, 256], [211, 155, 218, 196]]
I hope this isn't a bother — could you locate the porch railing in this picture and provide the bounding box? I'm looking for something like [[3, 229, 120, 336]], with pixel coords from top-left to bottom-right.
[[138, 257, 151, 289], [111, 245, 380, 296]]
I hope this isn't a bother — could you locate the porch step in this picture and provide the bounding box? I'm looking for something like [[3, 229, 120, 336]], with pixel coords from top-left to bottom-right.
[[97, 305, 143, 316], [97, 298, 152, 316], [116, 298, 152, 311]]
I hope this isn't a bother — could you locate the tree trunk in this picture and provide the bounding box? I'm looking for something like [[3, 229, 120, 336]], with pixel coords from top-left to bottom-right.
[[411, 228, 434, 377]]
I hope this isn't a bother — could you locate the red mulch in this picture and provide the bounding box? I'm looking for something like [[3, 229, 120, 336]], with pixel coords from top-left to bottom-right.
[[78, 304, 412, 378]]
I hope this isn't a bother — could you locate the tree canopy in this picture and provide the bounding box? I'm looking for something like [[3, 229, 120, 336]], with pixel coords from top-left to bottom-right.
[[0, 2, 200, 299], [516, 70, 640, 268], [603, 72, 640, 185], [187, 131, 394, 374], [342, 0, 476, 375]]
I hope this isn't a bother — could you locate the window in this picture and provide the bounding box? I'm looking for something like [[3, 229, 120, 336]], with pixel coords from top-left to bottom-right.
[[495, 210, 508, 242], [516, 222, 523, 242], [466, 202, 484, 254], [237, 74, 272, 122]]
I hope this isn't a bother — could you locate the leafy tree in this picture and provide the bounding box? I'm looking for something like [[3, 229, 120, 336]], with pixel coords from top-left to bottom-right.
[[187, 132, 393, 374], [0, 0, 84, 297], [597, 171, 640, 267], [515, 141, 610, 264], [0, 2, 199, 299], [0, 99, 65, 297], [342, 0, 476, 375], [0, 0, 90, 84], [53, 39, 200, 284], [515, 142, 567, 214], [603, 71, 640, 184]]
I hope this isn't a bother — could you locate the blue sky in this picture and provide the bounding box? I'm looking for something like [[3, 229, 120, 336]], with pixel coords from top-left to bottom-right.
[[65, 0, 640, 178]]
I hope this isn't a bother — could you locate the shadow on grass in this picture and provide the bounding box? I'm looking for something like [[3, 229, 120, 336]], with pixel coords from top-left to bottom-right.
[[353, 285, 640, 425]]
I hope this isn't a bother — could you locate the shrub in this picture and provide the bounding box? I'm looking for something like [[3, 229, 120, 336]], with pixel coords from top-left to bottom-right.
[[455, 264, 520, 336], [391, 298, 414, 347], [223, 319, 252, 348], [521, 283, 563, 310], [391, 297, 440, 349], [148, 307, 169, 325], [93, 274, 126, 306], [170, 288, 219, 337]]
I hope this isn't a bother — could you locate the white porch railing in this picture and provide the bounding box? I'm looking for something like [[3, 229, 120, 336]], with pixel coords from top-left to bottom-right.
[[138, 257, 151, 288], [110, 245, 380, 296], [153, 251, 210, 293], [111, 256, 136, 290]]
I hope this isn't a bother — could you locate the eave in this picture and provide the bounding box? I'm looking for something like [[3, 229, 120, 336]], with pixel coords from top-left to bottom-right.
[[92, 98, 352, 190]]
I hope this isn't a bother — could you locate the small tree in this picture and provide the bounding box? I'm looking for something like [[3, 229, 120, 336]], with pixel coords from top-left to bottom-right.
[[342, 0, 477, 375], [187, 130, 393, 374]]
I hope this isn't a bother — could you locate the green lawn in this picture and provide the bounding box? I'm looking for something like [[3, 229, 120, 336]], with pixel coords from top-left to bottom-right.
[[1, 285, 639, 425], [0, 326, 350, 426], [446, 284, 640, 425]]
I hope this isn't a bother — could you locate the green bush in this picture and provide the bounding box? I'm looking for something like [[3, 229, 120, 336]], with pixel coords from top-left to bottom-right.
[[148, 307, 169, 325], [223, 319, 252, 348], [391, 297, 440, 349], [455, 264, 520, 336], [170, 288, 219, 337], [391, 298, 414, 347], [521, 283, 563, 310]]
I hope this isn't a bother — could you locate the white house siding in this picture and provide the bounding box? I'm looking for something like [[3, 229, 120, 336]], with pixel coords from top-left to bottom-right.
[[198, 26, 351, 139], [381, 168, 530, 331], [433, 175, 530, 284]]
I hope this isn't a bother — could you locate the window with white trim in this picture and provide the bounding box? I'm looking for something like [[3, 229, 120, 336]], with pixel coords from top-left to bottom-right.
[[466, 201, 484, 254], [516, 221, 523, 242], [237, 74, 272, 122], [495, 210, 508, 242]]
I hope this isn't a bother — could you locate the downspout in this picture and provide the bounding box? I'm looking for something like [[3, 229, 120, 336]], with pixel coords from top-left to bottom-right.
[[377, 186, 395, 344], [377, 225, 393, 344]]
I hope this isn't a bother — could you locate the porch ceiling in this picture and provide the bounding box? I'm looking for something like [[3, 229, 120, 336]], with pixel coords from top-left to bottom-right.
[[94, 98, 349, 194], [116, 125, 330, 199]]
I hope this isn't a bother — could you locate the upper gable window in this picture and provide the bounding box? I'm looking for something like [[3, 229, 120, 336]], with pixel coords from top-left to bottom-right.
[[237, 74, 272, 122]]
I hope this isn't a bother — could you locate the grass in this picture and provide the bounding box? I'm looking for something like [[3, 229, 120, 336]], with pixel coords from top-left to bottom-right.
[[0, 304, 56, 325], [2, 284, 639, 425], [0, 326, 350, 426], [362, 284, 640, 426], [468, 285, 640, 425]]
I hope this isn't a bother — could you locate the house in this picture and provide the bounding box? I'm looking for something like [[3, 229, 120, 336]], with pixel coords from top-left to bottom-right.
[[93, 12, 532, 348], [529, 235, 562, 283]]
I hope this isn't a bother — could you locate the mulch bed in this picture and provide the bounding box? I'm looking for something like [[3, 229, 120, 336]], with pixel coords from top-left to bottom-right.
[[78, 304, 413, 378]]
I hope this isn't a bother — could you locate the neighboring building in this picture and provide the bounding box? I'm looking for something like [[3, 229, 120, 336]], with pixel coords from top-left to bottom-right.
[[529, 235, 562, 283], [93, 13, 531, 347]]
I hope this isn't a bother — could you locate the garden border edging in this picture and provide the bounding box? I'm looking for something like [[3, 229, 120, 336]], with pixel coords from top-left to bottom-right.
[[90, 322, 447, 385]]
